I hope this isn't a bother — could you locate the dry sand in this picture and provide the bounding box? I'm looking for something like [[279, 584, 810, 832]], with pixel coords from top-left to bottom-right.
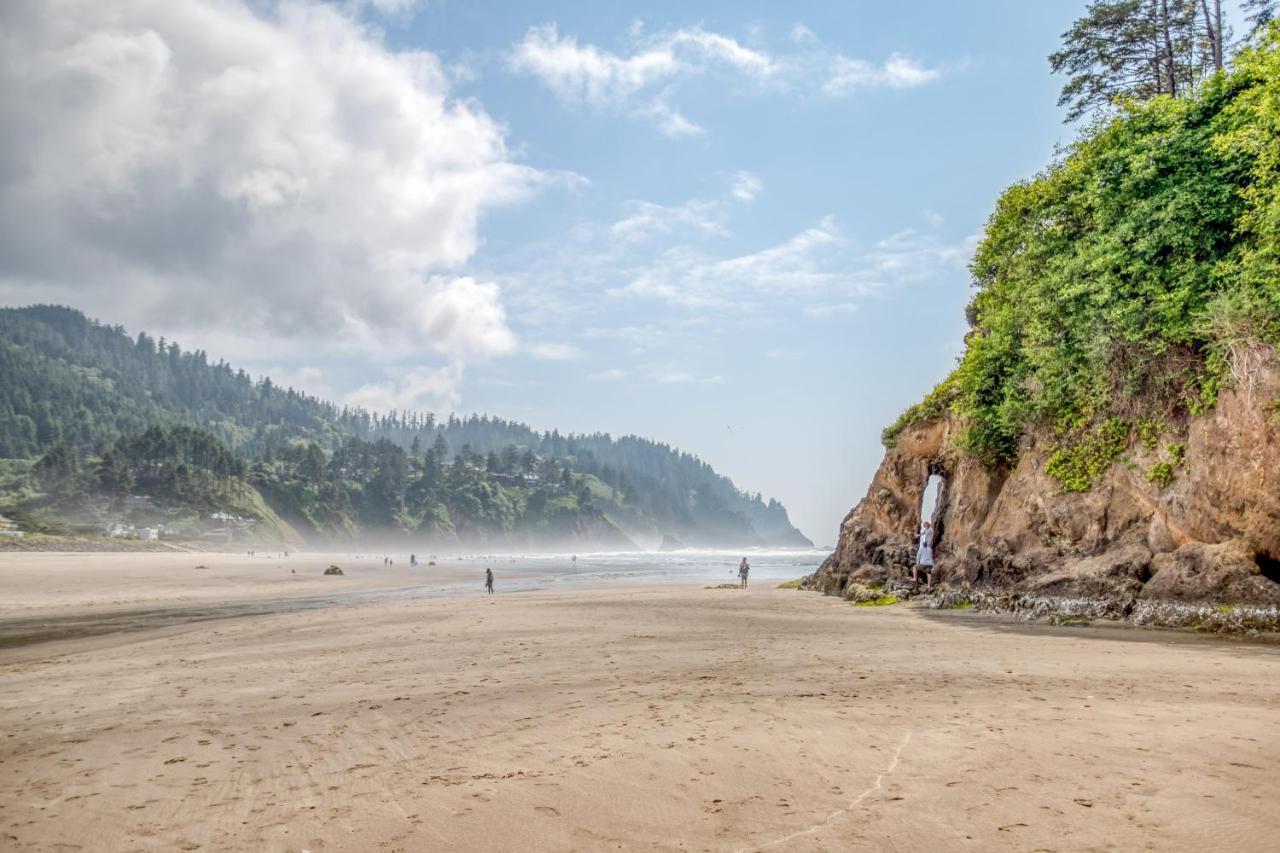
[[0, 575, 1277, 852]]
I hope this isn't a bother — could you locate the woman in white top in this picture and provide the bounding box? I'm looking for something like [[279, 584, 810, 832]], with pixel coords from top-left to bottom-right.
[[913, 522, 935, 590]]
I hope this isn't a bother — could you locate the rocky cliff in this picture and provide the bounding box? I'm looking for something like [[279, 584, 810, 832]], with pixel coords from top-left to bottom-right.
[[808, 353, 1280, 622]]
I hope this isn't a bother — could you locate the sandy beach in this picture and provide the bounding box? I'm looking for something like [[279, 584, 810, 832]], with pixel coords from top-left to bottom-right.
[[1, 562, 1277, 852]]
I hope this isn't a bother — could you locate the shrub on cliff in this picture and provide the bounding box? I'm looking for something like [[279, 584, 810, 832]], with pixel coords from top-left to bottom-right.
[[888, 26, 1280, 476]]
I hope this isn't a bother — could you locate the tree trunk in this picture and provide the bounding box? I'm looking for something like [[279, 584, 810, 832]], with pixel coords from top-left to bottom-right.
[[1199, 0, 1223, 71], [1160, 0, 1178, 96]]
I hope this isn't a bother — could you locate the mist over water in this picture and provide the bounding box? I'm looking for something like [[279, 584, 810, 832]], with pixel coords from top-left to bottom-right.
[[491, 548, 828, 588]]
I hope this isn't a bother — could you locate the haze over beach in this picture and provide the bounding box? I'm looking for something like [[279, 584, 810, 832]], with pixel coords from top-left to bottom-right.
[[3, 0, 1280, 851]]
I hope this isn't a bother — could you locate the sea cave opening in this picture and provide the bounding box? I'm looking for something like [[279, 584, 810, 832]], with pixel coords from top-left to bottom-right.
[[1256, 552, 1280, 586], [918, 466, 946, 546]]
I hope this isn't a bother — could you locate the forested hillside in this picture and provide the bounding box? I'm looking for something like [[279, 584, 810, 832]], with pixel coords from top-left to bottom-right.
[[0, 305, 810, 549]]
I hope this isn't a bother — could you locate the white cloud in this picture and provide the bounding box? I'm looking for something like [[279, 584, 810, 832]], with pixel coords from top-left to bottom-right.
[[644, 98, 706, 138], [587, 368, 626, 381], [665, 28, 777, 78], [611, 218, 851, 309], [530, 342, 581, 360], [0, 0, 542, 409], [344, 363, 465, 412], [824, 53, 940, 95], [730, 171, 763, 202], [508, 23, 681, 106], [605, 215, 973, 317], [508, 22, 947, 136], [606, 171, 759, 245], [611, 198, 725, 243], [789, 23, 818, 44]]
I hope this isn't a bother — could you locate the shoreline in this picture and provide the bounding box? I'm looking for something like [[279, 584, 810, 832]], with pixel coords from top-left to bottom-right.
[[2, 546, 1276, 651]]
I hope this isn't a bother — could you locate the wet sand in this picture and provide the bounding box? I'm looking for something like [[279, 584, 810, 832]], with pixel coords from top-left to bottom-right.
[[1, 582, 1277, 852], [0, 552, 482, 620]]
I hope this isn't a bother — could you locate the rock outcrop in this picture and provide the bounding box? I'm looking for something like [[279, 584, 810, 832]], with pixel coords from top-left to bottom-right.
[[809, 356, 1280, 616]]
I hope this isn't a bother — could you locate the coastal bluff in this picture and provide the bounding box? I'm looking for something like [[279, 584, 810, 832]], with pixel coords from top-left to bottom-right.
[[807, 353, 1280, 624]]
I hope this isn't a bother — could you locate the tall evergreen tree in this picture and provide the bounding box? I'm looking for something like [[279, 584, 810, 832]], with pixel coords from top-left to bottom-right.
[[1243, 0, 1278, 38], [1050, 0, 1220, 121]]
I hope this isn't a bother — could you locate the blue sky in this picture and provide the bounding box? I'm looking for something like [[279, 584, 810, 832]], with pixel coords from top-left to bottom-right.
[[3, 1, 1240, 542], [383, 0, 1081, 542]]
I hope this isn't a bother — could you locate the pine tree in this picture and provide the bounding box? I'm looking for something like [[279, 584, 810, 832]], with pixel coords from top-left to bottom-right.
[[1050, 0, 1220, 121], [1243, 1, 1278, 38]]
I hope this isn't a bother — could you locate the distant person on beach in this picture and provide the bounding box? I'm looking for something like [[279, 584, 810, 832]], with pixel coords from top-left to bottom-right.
[[485, 567, 494, 595], [738, 557, 750, 589], [913, 522, 935, 590]]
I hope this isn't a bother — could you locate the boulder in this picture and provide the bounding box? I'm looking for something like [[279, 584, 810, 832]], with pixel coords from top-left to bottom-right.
[[324, 565, 344, 576], [1021, 543, 1152, 599], [1141, 542, 1280, 605]]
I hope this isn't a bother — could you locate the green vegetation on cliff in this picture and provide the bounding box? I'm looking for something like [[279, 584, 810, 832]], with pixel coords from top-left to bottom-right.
[[886, 27, 1280, 485]]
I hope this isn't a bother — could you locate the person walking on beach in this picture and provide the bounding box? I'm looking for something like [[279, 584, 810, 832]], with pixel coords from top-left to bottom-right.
[[738, 557, 750, 589], [913, 522, 935, 590], [485, 567, 494, 595]]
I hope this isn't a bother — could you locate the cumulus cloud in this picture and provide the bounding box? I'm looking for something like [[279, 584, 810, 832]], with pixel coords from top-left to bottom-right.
[[0, 0, 543, 406], [507, 21, 945, 136]]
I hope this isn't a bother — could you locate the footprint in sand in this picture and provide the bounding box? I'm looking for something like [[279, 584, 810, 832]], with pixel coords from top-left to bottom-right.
[[534, 806, 561, 817]]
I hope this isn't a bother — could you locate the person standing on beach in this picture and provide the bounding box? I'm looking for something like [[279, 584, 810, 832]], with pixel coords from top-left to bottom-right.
[[913, 522, 935, 590], [738, 557, 750, 589], [485, 567, 494, 595]]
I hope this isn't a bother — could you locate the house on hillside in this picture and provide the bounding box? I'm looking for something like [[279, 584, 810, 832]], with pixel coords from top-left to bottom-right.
[[0, 514, 22, 539]]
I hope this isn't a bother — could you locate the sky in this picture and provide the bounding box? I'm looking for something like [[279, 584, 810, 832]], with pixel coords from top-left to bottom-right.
[[0, 1, 1250, 544]]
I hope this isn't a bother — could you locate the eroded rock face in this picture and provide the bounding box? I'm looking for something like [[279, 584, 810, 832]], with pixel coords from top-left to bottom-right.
[[810, 357, 1280, 607], [1143, 542, 1280, 605]]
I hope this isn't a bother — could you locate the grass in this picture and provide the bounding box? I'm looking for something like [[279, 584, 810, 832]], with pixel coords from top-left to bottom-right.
[[853, 594, 898, 607], [946, 600, 975, 610], [776, 578, 804, 590]]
